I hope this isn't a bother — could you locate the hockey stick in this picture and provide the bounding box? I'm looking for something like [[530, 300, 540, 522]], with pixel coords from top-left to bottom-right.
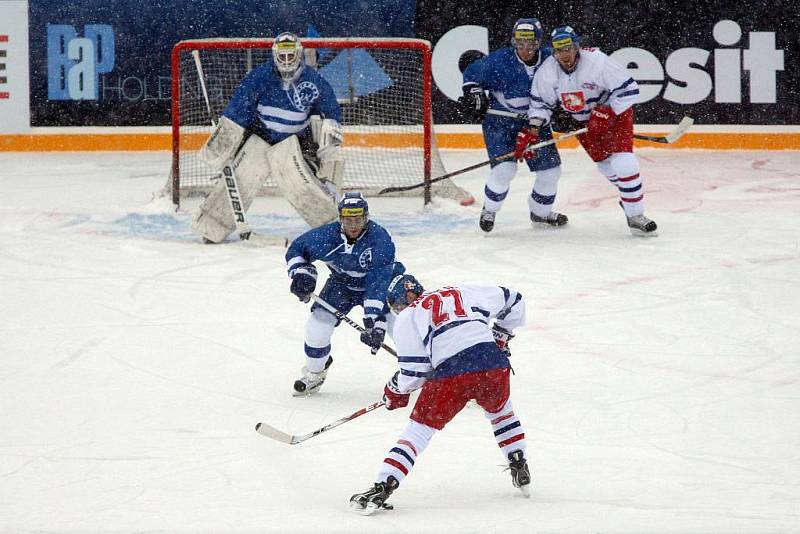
[[377, 127, 586, 196], [310, 293, 398, 358], [486, 109, 694, 144], [192, 50, 286, 247], [255, 400, 385, 445]]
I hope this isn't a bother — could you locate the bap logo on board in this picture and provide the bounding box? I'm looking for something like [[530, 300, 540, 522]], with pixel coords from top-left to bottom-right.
[[47, 24, 115, 100]]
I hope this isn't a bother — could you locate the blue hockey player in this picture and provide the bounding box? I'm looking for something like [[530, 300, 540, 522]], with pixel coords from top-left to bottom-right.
[[459, 18, 567, 233], [194, 31, 346, 242], [285, 192, 397, 395]]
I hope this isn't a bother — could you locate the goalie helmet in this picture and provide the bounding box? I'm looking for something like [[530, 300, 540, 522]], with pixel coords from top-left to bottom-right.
[[511, 18, 543, 45], [387, 274, 424, 314], [272, 32, 304, 82], [550, 26, 581, 50]]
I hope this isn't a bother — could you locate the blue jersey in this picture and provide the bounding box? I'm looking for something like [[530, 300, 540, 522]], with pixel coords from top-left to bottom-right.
[[223, 61, 342, 144], [463, 47, 553, 118], [286, 220, 396, 319], [464, 47, 560, 171]]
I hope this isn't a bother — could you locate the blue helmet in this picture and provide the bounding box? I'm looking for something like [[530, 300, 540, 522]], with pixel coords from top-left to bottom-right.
[[387, 274, 424, 313], [511, 18, 543, 45], [337, 191, 369, 218], [550, 25, 581, 50]]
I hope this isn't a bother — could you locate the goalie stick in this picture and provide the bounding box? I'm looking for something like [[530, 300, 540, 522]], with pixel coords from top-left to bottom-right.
[[193, 50, 286, 247], [310, 293, 398, 357], [378, 127, 586, 196], [255, 399, 385, 445], [485, 109, 695, 144]]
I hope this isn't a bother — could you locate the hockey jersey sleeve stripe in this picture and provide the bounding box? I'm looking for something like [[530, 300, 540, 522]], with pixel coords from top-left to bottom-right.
[[401, 369, 430, 378], [610, 78, 636, 94], [616, 89, 640, 98], [398, 356, 430, 363], [470, 306, 490, 318], [424, 318, 487, 345]]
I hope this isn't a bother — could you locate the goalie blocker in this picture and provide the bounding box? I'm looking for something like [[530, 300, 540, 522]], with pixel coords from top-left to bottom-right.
[[192, 118, 343, 243]]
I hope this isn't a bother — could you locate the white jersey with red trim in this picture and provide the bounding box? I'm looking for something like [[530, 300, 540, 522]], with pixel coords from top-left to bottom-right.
[[392, 284, 526, 394], [528, 47, 640, 126]]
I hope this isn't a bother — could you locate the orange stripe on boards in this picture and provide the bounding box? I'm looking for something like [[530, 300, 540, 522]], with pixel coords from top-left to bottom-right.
[[1, 132, 800, 151]]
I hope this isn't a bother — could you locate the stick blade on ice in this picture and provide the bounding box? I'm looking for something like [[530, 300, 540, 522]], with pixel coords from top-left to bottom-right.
[[255, 422, 296, 445]]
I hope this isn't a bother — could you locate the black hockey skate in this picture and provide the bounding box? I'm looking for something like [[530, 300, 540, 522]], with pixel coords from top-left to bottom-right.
[[507, 450, 531, 497], [349, 476, 399, 515], [292, 356, 333, 396], [530, 211, 568, 227], [479, 208, 496, 233], [619, 201, 657, 236]]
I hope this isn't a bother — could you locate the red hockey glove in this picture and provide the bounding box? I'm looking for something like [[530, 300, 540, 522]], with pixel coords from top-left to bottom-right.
[[514, 127, 540, 161], [383, 372, 410, 410], [588, 105, 616, 137]]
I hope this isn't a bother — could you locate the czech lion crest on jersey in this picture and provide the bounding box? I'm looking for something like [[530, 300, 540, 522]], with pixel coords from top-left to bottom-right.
[[358, 248, 373, 269], [289, 81, 320, 112], [560, 91, 586, 112]]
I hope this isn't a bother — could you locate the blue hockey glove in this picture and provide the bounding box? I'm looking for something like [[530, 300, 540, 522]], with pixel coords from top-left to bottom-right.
[[360, 317, 387, 355], [492, 325, 515, 356], [290, 272, 316, 303]]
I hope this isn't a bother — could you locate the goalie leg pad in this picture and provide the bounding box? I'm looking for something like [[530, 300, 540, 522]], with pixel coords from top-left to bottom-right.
[[269, 136, 339, 228], [191, 135, 272, 243]]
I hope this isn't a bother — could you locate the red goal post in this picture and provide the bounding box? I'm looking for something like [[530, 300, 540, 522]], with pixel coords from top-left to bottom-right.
[[168, 37, 473, 207]]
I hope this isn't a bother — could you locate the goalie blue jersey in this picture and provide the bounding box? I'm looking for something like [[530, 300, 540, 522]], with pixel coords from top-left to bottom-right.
[[286, 220, 396, 318], [463, 47, 553, 117], [222, 60, 342, 144]]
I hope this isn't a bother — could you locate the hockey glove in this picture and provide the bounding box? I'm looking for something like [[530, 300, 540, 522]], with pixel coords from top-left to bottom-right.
[[360, 317, 387, 355], [492, 325, 515, 356], [514, 127, 540, 161], [457, 84, 489, 122], [588, 105, 616, 137], [289, 272, 316, 303], [383, 371, 410, 410]]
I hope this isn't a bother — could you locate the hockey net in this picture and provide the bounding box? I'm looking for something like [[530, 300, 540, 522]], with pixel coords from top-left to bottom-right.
[[167, 37, 473, 206]]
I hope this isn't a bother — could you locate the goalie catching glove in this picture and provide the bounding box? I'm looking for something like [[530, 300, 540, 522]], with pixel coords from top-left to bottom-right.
[[383, 371, 410, 410], [360, 316, 387, 355], [316, 118, 343, 161], [492, 325, 515, 356]]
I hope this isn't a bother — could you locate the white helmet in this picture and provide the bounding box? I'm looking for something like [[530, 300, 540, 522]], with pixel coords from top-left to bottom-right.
[[272, 32, 304, 82]]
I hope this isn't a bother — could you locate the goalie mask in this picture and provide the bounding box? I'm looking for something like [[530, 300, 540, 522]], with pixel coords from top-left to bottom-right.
[[272, 32, 304, 82], [387, 274, 424, 314], [338, 192, 369, 240]]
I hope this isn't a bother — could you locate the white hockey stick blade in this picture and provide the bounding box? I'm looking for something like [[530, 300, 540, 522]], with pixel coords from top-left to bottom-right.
[[254, 422, 297, 444], [664, 115, 694, 143]]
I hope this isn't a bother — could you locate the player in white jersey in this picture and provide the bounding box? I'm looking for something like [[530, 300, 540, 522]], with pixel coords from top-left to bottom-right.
[[349, 275, 531, 515], [517, 26, 658, 236]]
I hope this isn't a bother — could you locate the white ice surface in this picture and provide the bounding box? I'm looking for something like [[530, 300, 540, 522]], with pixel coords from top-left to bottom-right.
[[1, 149, 799, 532]]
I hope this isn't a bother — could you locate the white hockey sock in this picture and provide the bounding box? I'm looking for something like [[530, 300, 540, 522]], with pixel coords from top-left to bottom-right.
[[485, 398, 527, 459], [483, 162, 517, 213], [607, 152, 645, 217], [528, 166, 562, 218], [303, 308, 336, 372], [376, 420, 435, 485]]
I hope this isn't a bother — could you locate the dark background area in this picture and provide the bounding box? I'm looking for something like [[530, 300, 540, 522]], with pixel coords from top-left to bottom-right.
[[28, 0, 798, 126]]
